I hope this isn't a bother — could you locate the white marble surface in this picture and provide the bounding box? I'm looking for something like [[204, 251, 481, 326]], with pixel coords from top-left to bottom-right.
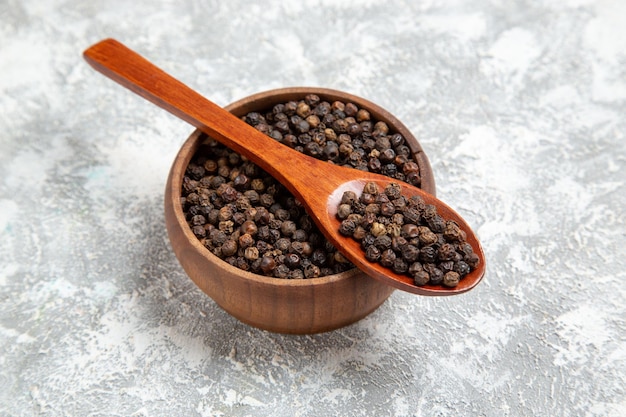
[[1, 1, 625, 416]]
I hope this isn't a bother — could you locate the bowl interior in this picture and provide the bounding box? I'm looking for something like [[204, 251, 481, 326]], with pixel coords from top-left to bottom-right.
[[181, 87, 435, 283], [164, 87, 437, 333]]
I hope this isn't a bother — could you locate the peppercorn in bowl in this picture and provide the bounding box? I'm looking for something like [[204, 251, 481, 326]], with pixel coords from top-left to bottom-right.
[[164, 87, 436, 334]]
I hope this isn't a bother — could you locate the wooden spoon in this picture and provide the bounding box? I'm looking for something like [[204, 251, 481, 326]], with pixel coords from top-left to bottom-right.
[[83, 38, 485, 296]]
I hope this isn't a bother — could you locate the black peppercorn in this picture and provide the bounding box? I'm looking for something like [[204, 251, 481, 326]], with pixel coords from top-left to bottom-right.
[[353, 107, 368, 121], [365, 245, 381, 262], [221, 239, 238, 257], [289, 241, 305, 255], [235, 257, 249, 271], [443, 271, 460, 287], [340, 191, 358, 205], [218, 206, 234, 222], [440, 260, 455, 273], [307, 249, 325, 266], [361, 233, 376, 249], [245, 112, 263, 126], [352, 226, 367, 241], [347, 122, 362, 137], [408, 261, 423, 275], [259, 256, 276, 274], [424, 264, 444, 285], [337, 204, 352, 220], [437, 243, 457, 261], [379, 249, 396, 267], [390, 133, 405, 148], [187, 163, 206, 180], [204, 159, 218, 173], [390, 235, 407, 251], [370, 222, 387, 237], [294, 119, 310, 134], [339, 219, 357, 236], [419, 246, 437, 263], [454, 260, 471, 276], [374, 234, 392, 250], [420, 204, 435, 220], [283, 101, 297, 115], [402, 244, 420, 263], [296, 102, 311, 118], [187, 205, 202, 218], [304, 263, 321, 278], [373, 121, 389, 135], [388, 188, 404, 204], [323, 141, 339, 160], [238, 233, 255, 249], [386, 223, 401, 238], [413, 270, 430, 286], [373, 136, 389, 151], [380, 201, 396, 217], [191, 214, 207, 226], [400, 223, 419, 239], [272, 264, 288, 278], [364, 203, 381, 216], [299, 214, 314, 232], [258, 193, 274, 208], [268, 228, 281, 243], [292, 229, 308, 243], [416, 227, 436, 246], [427, 215, 446, 234], [211, 230, 228, 246], [392, 258, 409, 274], [359, 193, 376, 205], [272, 208, 289, 221], [367, 157, 382, 172], [379, 148, 396, 163], [281, 220, 297, 237], [304, 142, 323, 158], [401, 207, 420, 225], [272, 103, 286, 116], [465, 252, 480, 269], [381, 164, 398, 177], [256, 225, 271, 242], [443, 221, 465, 242], [305, 94, 320, 106], [235, 196, 251, 211], [232, 174, 250, 190], [288, 269, 305, 279], [183, 179, 199, 194], [275, 237, 290, 253], [192, 225, 206, 238], [285, 253, 301, 268], [310, 129, 325, 145], [350, 201, 366, 215], [282, 134, 298, 148], [254, 207, 271, 225], [395, 145, 410, 157]]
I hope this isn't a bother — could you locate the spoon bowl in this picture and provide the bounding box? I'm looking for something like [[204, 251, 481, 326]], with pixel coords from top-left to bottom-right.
[[83, 39, 485, 297]]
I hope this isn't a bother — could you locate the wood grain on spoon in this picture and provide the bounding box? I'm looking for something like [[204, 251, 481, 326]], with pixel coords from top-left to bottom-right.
[[83, 38, 485, 295]]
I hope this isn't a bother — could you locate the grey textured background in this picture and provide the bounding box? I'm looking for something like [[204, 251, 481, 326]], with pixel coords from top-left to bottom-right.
[[1, 1, 625, 416]]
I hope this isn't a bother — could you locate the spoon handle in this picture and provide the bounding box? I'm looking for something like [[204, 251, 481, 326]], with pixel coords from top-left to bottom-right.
[[83, 38, 331, 197]]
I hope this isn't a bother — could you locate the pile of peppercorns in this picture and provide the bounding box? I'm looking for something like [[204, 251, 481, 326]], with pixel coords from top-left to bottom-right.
[[337, 182, 479, 287], [181, 94, 423, 278]]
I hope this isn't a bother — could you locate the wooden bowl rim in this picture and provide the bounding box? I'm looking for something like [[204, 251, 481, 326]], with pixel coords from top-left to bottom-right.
[[167, 87, 436, 288]]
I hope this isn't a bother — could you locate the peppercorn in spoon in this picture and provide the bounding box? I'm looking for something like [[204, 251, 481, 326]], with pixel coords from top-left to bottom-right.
[[83, 39, 485, 296]]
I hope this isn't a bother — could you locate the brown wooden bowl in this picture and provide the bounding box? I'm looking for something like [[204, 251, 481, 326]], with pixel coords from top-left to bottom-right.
[[164, 87, 436, 334]]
